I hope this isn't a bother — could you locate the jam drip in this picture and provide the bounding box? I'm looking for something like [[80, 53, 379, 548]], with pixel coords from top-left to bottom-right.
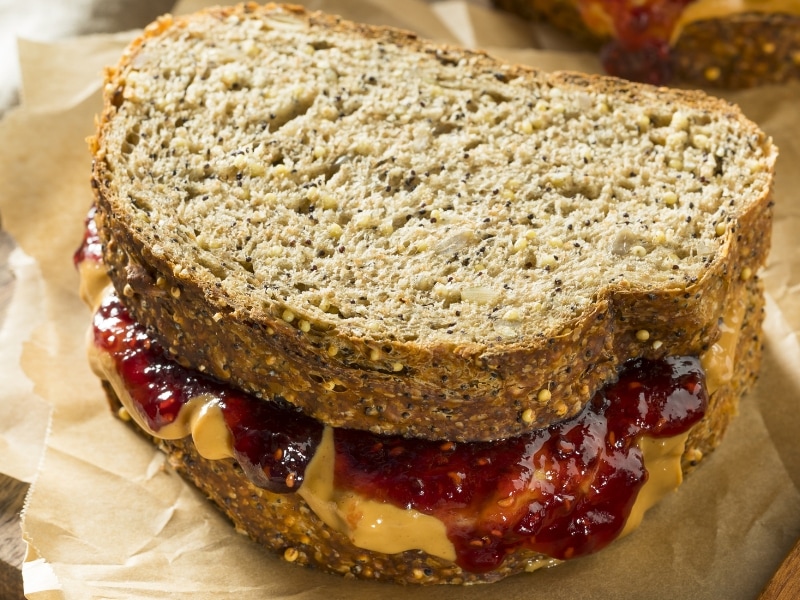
[[334, 356, 706, 572], [224, 394, 321, 492], [92, 294, 323, 493], [73, 204, 103, 266], [578, 0, 694, 84]]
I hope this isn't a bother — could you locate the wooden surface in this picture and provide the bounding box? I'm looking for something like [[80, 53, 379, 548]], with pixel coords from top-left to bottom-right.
[[0, 475, 28, 600], [1, 227, 26, 599], [759, 538, 800, 600]]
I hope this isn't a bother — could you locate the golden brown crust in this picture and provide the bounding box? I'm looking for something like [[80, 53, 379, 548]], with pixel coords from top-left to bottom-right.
[[683, 275, 765, 471], [97, 211, 769, 442], [91, 2, 775, 442], [96, 272, 764, 584], [492, 0, 800, 88]]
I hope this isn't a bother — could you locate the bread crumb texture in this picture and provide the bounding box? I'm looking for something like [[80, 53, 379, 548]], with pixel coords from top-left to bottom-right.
[[93, 3, 776, 440]]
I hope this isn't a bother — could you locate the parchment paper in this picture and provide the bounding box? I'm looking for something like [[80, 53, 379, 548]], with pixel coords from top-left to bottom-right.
[[0, 1, 798, 598]]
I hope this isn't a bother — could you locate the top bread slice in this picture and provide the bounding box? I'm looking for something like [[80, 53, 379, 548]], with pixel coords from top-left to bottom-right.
[[90, 2, 776, 442]]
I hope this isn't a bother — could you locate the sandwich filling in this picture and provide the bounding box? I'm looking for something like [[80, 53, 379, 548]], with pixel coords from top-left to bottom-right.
[[77, 211, 710, 573]]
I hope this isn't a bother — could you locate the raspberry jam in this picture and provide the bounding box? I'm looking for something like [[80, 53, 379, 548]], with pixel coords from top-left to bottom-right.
[[335, 356, 705, 572], [92, 295, 323, 494], [73, 204, 103, 266], [578, 0, 695, 84], [92, 294, 706, 572]]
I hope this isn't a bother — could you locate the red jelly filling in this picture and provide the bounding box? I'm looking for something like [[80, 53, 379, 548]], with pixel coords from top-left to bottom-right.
[[92, 294, 323, 494], [577, 0, 695, 84], [91, 292, 707, 573], [336, 356, 705, 572], [73, 205, 104, 266]]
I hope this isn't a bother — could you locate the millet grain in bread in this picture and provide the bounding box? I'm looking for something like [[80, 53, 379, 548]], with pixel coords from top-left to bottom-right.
[[672, 12, 800, 88], [91, 2, 776, 442]]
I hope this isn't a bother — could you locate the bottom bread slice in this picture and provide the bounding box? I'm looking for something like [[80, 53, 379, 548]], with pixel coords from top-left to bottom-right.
[[98, 277, 764, 585]]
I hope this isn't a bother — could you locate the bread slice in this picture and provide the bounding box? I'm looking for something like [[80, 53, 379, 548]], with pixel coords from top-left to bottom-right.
[[492, 0, 800, 88], [90, 2, 776, 442]]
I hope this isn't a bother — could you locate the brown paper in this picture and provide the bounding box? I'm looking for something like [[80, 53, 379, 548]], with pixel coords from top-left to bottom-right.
[[0, 238, 50, 484], [0, 2, 799, 598]]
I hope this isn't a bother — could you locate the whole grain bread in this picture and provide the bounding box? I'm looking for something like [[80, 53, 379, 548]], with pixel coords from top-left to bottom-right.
[[91, 2, 776, 442], [492, 0, 800, 88], [99, 273, 765, 584]]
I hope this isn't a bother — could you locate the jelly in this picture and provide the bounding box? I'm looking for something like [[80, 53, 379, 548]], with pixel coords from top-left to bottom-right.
[[92, 295, 323, 494], [578, 0, 695, 84], [335, 356, 706, 572], [73, 204, 103, 266]]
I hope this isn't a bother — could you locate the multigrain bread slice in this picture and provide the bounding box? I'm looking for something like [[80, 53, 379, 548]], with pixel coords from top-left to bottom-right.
[[90, 2, 776, 442], [97, 275, 765, 584], [492, 0, 800, 87]]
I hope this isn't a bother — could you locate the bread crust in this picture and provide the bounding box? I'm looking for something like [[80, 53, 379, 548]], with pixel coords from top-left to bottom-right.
[[91, 2, 775, 441], [492, 0, 800, 88], [682, 275, 765, 471], [97, 274, 765, 584], [105, 389, 548, 584]]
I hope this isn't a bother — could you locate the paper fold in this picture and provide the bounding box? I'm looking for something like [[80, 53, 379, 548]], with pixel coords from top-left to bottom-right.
[[0, 241, 50, 484]]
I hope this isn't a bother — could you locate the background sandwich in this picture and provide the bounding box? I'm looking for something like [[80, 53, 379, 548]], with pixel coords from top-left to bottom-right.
[[493, 0, 800, 87]]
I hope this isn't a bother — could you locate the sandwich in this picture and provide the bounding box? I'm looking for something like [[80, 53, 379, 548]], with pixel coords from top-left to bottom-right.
[[492, 0, 800, 87], [76, 2, 777, 585]]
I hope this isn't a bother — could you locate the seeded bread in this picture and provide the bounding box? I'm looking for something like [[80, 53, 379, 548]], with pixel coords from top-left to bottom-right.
[[90, 2, 776, 442], [492, 0, 800, 88], [98, 273, 765, 584]]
